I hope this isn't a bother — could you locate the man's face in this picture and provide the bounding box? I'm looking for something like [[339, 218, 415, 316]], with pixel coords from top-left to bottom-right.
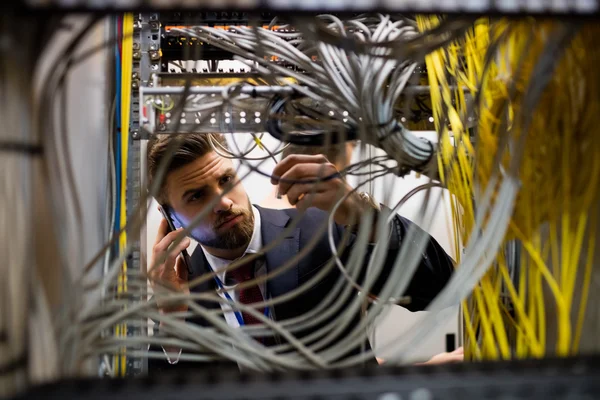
[[164, 151, 254, 250]]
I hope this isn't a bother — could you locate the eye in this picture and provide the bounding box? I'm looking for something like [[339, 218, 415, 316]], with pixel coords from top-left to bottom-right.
[[220, 175, 233, 186], [189, 190, 205, 202]]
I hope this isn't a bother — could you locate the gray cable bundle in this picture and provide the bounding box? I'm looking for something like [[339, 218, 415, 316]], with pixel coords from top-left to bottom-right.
[[172, 15, 437, 177]]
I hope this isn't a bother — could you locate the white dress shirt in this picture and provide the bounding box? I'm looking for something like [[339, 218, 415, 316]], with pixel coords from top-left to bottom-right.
[[163, 205, 267, 364], [200, 205, 267, 328]]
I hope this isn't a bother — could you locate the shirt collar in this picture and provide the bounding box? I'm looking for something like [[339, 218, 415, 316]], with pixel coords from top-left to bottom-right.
[[201, 205, 262, 282]]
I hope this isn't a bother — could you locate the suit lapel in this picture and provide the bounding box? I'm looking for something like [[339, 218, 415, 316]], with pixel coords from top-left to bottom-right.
[[255, 206, 300, 300], [189, 246, 220, 311]]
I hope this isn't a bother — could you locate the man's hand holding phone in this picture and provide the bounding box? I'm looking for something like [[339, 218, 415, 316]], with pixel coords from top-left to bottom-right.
[[149, 218, 191, 317], [149, 217, 192, 364]]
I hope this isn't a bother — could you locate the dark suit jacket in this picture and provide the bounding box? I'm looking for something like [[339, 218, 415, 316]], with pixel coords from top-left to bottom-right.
[[148, 205, 454, 372]]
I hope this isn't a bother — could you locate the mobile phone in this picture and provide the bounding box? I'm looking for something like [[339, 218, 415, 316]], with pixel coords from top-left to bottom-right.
[[159, 205, 193, 276]]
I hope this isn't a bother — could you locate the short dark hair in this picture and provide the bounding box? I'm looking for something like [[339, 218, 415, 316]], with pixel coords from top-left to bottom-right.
[[281, 143, 348, 164], [146, 133, 228, 204]]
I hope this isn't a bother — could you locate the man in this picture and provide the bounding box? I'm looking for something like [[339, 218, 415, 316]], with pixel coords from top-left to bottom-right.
[[261, 142, 356, 209], [146, 133, 455, 370]]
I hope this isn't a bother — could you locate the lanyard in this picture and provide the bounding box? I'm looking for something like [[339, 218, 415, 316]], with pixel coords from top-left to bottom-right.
[[213, 274, 270, 327]]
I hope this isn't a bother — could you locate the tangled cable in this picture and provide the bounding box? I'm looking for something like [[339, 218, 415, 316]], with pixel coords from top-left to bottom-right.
[[84, 14, 465, 374], [171, 15, 438, 177], [418, 15, 600, 360], [7, 11, 600, 396]]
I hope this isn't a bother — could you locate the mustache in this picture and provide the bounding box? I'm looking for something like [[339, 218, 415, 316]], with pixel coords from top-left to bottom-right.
[[214, 208, 250, 229]]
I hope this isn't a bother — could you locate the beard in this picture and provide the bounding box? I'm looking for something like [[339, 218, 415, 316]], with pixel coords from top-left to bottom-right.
[[193, 197, 254, 250]]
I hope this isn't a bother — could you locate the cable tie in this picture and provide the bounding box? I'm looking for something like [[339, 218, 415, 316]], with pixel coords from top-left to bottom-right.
[[254, 137, 265, 150], [377, 120, 401, 145]]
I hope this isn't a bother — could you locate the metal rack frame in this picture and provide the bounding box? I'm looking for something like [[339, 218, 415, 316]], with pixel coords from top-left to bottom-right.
[[13, 355, 600, 400], [122, 12, 162, 377], [14, 1, 600, 15]]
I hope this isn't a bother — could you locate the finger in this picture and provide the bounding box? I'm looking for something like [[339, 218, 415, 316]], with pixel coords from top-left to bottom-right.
[[174, 256, 189, 282], [286, 182, 326, 206], [420, 352, 463, 365], [452, 346, 464, 355], [150, 236, 191, 278], [154, 229, 189, 254], [166, 236, 191, 260], [295, 181, 350, 209], [295, 192, 329, 213], [149, 256, 169, 280], [448, 354, 464, 363], [277, 162, 337, 195], [154, 238, 190, 274], [151, 237, 190, 280], [271, 154, 329, 185], [155, 218, 170, 244]]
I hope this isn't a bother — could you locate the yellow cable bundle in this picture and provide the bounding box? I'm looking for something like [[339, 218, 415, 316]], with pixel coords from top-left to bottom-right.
[[417, 16, 600, 360], [115, 12, 134, 377]]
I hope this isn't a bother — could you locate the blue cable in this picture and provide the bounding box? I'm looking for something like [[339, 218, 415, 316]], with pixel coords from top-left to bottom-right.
[[112, 16, 124, 376], [114, 17, 122, 238]]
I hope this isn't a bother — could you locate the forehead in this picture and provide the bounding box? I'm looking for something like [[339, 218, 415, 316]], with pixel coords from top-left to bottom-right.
[[165, 152, 233, 202]]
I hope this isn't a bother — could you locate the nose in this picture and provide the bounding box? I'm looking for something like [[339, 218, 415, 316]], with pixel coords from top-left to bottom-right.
[[213, 194, 233, 214]]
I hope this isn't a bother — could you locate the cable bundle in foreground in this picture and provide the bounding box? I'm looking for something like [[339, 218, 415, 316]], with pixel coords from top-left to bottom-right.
[[9, 12, 600, 397], [85, 14, 469, 374], [419, 16, 600, 360]]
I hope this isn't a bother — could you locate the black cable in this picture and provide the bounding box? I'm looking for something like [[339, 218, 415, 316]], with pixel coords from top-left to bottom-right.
[[266, 96, 358, 146], [415, 95, 432, 114], [266, 95, 434, 173]]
